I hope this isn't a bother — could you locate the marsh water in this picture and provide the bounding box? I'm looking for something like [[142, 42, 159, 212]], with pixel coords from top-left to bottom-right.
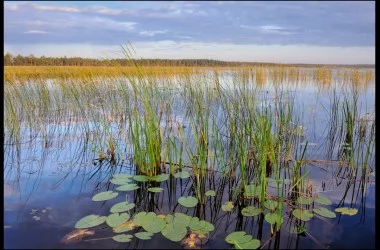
[[4, 68, 375, 249]]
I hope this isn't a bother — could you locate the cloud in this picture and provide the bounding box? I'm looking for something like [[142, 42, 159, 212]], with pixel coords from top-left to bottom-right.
[[23, 30, 49, 34], [139, 30, 168, 37]]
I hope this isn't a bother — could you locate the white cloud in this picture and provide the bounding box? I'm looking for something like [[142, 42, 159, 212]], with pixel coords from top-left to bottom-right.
[[23, 30, 49, 34], [139, 30, 168, 37], [34, 4, 81, 13]]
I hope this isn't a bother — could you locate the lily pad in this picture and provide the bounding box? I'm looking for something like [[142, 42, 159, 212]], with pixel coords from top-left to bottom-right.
[[222, 201, 234, 212], [264, 212, 283, 225], [241, 206, 262, 217], [314, 195, 332, 205], [178, 196, 198, 208], [110, 202, 135, 213], [161, 223, 187, 242], [116, 183, 140, 191], [225, 231, 252, 244], [244, 184, 261, 198], [92, 191, 118, 201], [335, 207, 358, 216], [135, 231, 154, 240], [205, 190, 216, 197], [106, 213, 130, 228], [297, 196, 314, 205], [173, 171, 190, 179], [75, 215, 106, 229], [133, 212, 148, 226], [112, 234, 133, 243], [313, 207, 336, 218], [264, 200, 278, 210], [133, 175, 149, 182], [110, 178, 132, 185], [173, 213, 192, 228], [148, 187, 164, 193], [143, 217, 166, 233], [189, 217, 207, 231], [113, 174, 133, 179], [235, 239, 261, 249], [150, 174, 169, 182], [292, 209, 313, 221]]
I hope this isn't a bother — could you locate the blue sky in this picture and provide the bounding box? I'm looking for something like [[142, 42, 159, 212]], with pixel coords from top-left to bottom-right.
[[4, 1, 375, 64]]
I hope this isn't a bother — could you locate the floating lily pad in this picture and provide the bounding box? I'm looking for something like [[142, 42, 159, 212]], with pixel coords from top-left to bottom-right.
[[112, 234, 133, 243], [165, 214, 174, 224], [297, 196, 314, 205], [235, 239, 261, 249], [92, 191, 118, 201], [133, 175, 149, 182], [173, 213, 192, 227], [135, 231, 154, 240], [133, 212, 148, 226], [113, 174, 133, 179], [241, 206, 262, 217], [143, 217, 166, 233], [110, 178, 132, 185], [222, 201, 234, 212], [161, 224, 187, 242], [110, 202, 135, 213], [178, 196, 198, 208], [189, 217, 207, 231], [148, 187, 164, 193], [205, 190, 216, 197], [106, 213, 130, 228], [173, 171, 190, 179], [201, 221, 215, 232], [264, 212, 283, 225], [264, 200, 278, 210], [150, 174, 169, 182], [116, 184, 139, 191], [75, 215, 106, 229], [292, 209, 313, 221], [314, 195, 332, 205], [225, 231, 252, 244], [313, 207, 336, 218], [335, 207, 358, 216]]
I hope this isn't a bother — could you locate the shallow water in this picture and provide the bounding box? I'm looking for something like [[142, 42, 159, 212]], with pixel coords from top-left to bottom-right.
[[4, 72, 375, 249]]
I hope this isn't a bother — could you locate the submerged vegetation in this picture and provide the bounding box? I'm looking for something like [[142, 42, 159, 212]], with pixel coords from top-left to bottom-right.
[[4, 47, 375, 249]]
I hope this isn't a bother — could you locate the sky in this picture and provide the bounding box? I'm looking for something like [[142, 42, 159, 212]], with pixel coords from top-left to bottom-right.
[[4, 1, 375, 64]]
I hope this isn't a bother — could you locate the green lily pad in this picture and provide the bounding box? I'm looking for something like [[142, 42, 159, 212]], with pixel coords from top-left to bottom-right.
[[313, 207, 336, 218], [165, 214, 174, 224], [241, 206, 262, 217], [112, 234, 133, 242], [178, 196, 198, 208], [110, 178, 132, 185], [292, 225, 307, 235], [173, 171, 190, 179], [143, 217, 166, 233], [222, 201, 234, 212], [116, 183, 139, 191], [297, 196, 314, 205], [113, 174, 133, 179], [133, 212, 148, 226], [225, 231, 252, 244], [335, 207, 358, 216], [106, 213, 130, 228], [133, 175, 149, 182], [161, 223, 187, 242], [148, 187, 164, 193], [293, 209, 313, 221], [150, 174, 169, 182], [235, 239, 261, 249], [110, 202, 135, 213], [173, 213, 192, 227], [75, 215, 107, 229], [264, 212, 283, 225], [205, 190, 216, 197], [314, 195, 332, 205], [264, 200, 278, 210], [92, 191, 118, 201], [201, 220, 215, 232], [189, 217, 207, 231], [135, 231, 154, 240]]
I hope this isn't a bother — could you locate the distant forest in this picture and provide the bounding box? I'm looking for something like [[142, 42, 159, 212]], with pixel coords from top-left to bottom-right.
[[3, 53, 374, 68]]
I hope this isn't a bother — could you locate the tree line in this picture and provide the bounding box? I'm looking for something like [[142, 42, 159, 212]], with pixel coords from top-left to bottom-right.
[[3, 53, 374, 68]]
